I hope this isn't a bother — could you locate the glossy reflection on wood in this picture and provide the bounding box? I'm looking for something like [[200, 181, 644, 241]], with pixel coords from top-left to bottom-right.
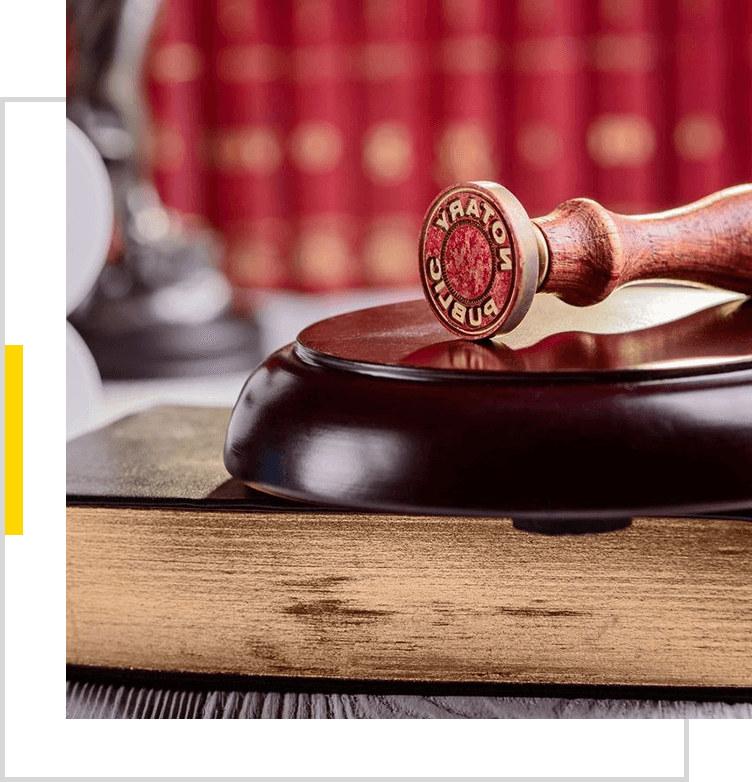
[[298, 295, 752, 376], [225, 291, 752, 521]]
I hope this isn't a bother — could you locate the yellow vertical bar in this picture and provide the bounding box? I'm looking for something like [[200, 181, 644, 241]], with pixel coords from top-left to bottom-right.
[[6, 345, 23, 535]]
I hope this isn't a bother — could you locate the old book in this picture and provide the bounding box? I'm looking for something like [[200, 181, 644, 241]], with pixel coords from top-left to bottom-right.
[[204, 0, 291, 290], [672, 0, 730, 204], [586, 0, 668, 213], [285, 0, 359, 292], [428, 1, 504, 195], [67, 405, 752, 692], [145, 0, 209, 220], [510, 0, 587, 217], [359, 0, 428, 287], [727, 0, 752, 186]]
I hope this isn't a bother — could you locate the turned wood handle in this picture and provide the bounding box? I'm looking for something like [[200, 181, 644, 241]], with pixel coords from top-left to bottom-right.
[[420, 182, 752, 339], [533, 184, 752, 307]]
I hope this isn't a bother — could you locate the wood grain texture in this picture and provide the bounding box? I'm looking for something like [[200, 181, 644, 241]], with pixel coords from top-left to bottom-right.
[[534, 184, 752, 306], [67, 507, 752, 688]]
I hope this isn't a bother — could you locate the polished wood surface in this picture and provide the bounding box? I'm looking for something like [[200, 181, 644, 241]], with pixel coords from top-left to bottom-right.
[[67, 506, 752, 688], [227, 296, 752, 520], [298, 295, 752, 376], [536, 184, 752, 307]]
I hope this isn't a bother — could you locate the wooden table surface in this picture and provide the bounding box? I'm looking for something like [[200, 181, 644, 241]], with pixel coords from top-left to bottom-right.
[[66, 677, 752, 719]]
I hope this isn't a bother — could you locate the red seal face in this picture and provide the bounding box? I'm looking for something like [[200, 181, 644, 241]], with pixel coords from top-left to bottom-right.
[[419, 183, 520, 339]]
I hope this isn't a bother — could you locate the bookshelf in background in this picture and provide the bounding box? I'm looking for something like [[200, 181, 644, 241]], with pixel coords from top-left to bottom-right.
[[586, 0, 668, 214], [510, 0, 588, 218]]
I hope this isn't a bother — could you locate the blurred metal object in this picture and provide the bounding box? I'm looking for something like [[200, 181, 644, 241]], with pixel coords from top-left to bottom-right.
[[67, 0, 259, 379]]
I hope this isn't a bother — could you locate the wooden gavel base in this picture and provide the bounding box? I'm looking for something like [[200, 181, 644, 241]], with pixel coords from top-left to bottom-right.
[[226, 286, 752, 528]]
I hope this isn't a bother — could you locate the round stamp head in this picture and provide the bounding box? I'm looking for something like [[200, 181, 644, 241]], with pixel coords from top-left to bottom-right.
[[419, 181, 540, 339]]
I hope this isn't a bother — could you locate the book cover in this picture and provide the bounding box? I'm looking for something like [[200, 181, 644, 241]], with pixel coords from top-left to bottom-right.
[[359, 0, 428, 287], [146, 0, 209, 221], [672, 0, 730, 204], [67, 406, 752, 690], [725, 0, 752, 186], [429, 0, 504, 191], [510, 0, 588, 216], [586, 0, 668, 213], [286, 0, 360, 291], [207, 0, 291, 291]]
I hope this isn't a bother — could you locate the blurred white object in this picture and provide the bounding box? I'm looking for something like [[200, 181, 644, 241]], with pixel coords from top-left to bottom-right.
[[67, 118, 112, 437], [67, 322, 103, 439], [66, 118, 113, 314]]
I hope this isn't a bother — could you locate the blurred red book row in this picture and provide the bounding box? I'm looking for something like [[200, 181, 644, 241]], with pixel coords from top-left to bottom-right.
[[140, 0, 752, 301]]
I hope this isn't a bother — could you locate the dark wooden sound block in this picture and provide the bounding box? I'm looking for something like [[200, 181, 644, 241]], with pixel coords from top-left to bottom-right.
[[224, 288, 752, 528]]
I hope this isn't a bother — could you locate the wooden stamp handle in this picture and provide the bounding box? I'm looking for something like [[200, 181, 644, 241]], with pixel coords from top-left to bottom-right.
[[420, 181, 752, 339], [533, 184, 752, 306]]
